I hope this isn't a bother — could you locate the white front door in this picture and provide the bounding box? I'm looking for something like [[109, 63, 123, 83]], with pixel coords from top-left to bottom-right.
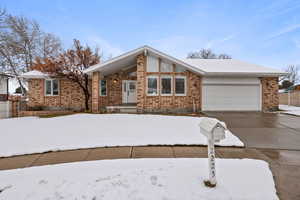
[[122, 80, 137, 103]]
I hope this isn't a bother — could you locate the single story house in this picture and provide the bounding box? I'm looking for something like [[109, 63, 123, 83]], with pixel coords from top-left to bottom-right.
[[0, 73, 12, 118], [21, 45, 286, 113], [0, 73, 10, 101]]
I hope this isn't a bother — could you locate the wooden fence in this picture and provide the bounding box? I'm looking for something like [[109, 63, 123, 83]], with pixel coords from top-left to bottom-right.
[[279, 91, 300, 106]]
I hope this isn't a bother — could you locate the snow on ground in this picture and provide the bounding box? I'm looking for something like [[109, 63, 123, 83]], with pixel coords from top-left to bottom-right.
[[0, 114, 243, 157], [279, 104, 300, 116], [0, 158, 278, 200]]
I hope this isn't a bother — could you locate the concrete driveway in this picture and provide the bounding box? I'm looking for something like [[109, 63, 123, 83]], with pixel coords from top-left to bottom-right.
[[204, 112, 300, 150]]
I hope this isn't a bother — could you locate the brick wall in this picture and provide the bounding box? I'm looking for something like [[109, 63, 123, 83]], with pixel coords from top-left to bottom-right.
[[98, 67, 137, 109], [0, 94, 8, 101], [261, 77, 279, 111], [92, 72, 100, 112], [28, 78, 91, 111], [136, 54, 202, 113]]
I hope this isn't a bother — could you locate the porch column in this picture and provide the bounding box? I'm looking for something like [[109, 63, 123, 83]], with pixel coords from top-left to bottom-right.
[[92, 71, 100, 113], [136, 54, 146, 112]]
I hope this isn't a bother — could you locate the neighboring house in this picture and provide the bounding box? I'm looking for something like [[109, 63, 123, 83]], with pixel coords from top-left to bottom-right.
[[294, 84, 300, 91], [0, 73, 10, 101], [21, 45, 286, 113], [0, 73, 12, 118]]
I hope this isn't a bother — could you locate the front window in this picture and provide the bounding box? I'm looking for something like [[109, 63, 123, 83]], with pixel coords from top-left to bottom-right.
[[175, 76, 186, 95], [161, 76, 172, 95], [147, 76, 158, 95], [100, 80, 107, 96], [45, 79, 59, 96]]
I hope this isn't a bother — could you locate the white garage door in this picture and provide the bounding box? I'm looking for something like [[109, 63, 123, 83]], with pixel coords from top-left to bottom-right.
[[202, 78, 261, 111]]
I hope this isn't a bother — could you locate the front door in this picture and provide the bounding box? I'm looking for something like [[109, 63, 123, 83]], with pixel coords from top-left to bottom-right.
[[122, 80, 137, 103]]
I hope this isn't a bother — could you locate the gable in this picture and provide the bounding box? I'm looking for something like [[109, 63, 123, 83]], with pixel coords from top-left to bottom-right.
[[83, 45, 205, 76]]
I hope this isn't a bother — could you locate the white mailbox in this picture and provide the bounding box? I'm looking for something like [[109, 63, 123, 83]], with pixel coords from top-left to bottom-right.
[[199, 117, 226, 142], [199, 117, 227, 187]]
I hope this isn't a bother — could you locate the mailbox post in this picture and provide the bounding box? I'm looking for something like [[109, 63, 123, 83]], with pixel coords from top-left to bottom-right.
[[199, 117, 226, 187]]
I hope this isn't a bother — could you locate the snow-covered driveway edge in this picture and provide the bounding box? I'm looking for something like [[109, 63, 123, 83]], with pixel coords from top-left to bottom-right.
[[0, 158, 278, 200], [0, 114, 244, 158], [279, 104, 300, 116]]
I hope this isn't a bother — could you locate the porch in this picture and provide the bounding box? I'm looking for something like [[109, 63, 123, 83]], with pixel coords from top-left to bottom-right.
[[91, 60, 139, 112]]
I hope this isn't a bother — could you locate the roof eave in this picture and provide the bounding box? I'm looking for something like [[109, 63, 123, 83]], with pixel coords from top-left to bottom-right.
[[83, 46, 146, 74], [204, 72, 288, 77]]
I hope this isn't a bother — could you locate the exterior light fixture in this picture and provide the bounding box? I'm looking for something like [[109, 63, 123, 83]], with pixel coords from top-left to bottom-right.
[[113, 79, 118, 84]]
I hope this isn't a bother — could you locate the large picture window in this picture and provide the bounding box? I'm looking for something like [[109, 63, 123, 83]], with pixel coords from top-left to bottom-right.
[[175, 76, 186, 96], [147, 76, 158, 95], [100, 80, 107, 96], [45, 79, 59, 96], [161, 76, 172, 95]]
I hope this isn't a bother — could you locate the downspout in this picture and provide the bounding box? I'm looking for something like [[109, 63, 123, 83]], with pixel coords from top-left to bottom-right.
[[193, 98, 196, 113]]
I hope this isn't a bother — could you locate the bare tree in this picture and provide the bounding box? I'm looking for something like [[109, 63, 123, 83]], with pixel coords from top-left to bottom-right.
[[0, 8, 6, 28], [218, 54, 232, 59], [0, 13, 62, 94], [39, 33, 62, 59], [187, 48, 231, 59], [32, 39, 100, 110], [283, 65, 300, 85]]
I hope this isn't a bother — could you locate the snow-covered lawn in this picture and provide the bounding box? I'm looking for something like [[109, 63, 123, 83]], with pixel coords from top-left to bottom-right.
[[0, 158, 278, 200], [279, 104, 300, 116], [0, 114, 243, 157]]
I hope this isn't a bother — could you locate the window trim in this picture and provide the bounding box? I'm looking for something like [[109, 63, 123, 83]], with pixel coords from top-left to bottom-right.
[[160, 75, 173, 96], [175, 75, 187, 96], [99, 79, 107, 96], [146, 75, 159, 96], [45, 79, 59, 96]]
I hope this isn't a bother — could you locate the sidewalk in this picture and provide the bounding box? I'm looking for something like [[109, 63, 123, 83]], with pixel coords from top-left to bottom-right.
[[0, 145, 299, 199]]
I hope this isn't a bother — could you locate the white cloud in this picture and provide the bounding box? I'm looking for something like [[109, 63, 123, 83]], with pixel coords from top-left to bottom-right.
[[148, 34, 237, 59], [268, 24, 300, 39], [293, 38, 300, 49], [149, 35, 194, 58], [86, 36, 123, 58], [205, 34, 236, 49]]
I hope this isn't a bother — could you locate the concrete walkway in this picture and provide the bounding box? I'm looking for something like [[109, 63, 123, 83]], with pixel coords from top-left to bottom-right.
[[0, 145, 299, 200]]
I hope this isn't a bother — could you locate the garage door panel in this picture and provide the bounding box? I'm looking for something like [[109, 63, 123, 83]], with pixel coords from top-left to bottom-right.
[[202, 84, 261, 111]]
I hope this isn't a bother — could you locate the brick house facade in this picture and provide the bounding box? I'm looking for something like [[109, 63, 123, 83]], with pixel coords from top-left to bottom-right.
[[24, 46, 283, 113], [261, 77, 279, 111], [28, 78, 91, 111]]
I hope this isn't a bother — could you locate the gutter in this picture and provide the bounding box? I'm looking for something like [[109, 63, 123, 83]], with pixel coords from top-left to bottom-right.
[[204, 71, 288, 77]]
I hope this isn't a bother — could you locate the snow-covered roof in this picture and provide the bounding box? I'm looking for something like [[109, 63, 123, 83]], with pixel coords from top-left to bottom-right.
[[22, 46, 287, 78], [182, 58, 287, 76], [0, 72, 13, 78], [21, 70, 48, 79]]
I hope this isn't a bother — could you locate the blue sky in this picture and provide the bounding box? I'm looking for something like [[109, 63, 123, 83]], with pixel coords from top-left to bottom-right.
[[2, 0, 300, 70]]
